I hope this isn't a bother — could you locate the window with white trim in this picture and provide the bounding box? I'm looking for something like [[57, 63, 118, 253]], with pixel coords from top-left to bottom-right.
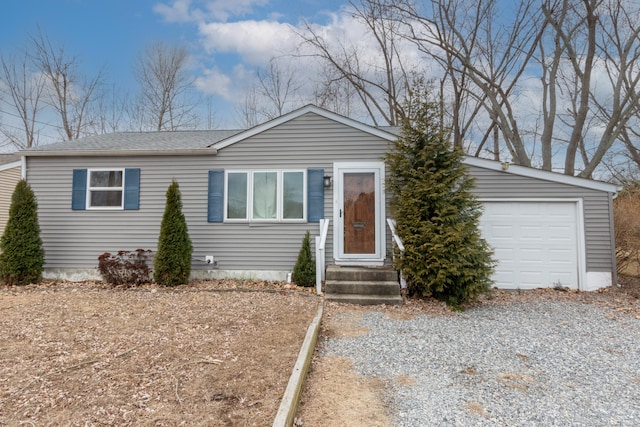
[[88, 169, 124, 209], [225, 170, 306, 221]]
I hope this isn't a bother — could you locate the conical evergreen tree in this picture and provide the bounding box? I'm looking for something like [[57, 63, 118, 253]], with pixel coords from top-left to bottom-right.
[[0, 179, 45, 285], [385, 88, 494, 307], [292, 230, 315, 287], [154, 180, 192, 286]]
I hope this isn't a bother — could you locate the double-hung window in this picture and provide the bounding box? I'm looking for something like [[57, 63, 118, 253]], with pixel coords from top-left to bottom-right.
[[88, 169, 124, 209], [225, 170, 306, 221]]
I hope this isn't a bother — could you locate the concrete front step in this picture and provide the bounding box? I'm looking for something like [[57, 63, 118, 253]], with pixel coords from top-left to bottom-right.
[[324, 293, 403, 305], [325, 280, 401, 296], [324, 265, 402, 306], [325, 265, 398, 282]]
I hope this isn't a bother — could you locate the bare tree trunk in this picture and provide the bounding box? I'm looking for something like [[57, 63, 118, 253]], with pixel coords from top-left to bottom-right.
[[391, 0, 544, 166], [549, 0, 601, 175], [580, 0, 640, 177]]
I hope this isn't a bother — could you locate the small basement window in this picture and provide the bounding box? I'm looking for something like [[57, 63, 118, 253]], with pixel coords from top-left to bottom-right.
[[88, 169, 124, 209]]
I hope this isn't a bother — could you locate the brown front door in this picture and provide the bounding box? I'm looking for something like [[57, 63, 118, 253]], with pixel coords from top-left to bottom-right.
[[343, 172, 376, 254]]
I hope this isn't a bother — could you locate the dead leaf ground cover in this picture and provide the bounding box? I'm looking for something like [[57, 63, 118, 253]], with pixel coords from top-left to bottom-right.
[[0, 279, 319, 426], [2, 276, 639, 427]]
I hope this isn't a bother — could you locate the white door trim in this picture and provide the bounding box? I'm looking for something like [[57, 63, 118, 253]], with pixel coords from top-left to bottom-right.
[[333, 161, 386, 266], [478, 198, 586, 291]]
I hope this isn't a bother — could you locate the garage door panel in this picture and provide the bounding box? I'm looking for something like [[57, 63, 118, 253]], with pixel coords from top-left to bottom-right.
[[520, 226, 543, 238], [489, 225, 515, 238], [480, 202, 579, 290], [549, 225, 573, 236], [520, 248, 544, 260], [520, 271, 545, 286]]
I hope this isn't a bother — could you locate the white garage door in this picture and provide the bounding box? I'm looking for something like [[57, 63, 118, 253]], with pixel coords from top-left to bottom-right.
[[479, 202, 579, 290]]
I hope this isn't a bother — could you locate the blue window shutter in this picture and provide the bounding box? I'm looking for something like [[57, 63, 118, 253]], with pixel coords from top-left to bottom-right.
[[307, 169, 324, 223], [124, 168, 141, 210], [208, 169, 224, 223], [72, 169, 87, 210]]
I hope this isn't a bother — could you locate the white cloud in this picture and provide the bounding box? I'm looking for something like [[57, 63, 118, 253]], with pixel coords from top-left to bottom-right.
[[155, 1, 429, 126], [153, 0, 194, 23], [154, 0, 269, 23], [204, 0, 269, 22], [198, 20, 297, 65], [195, 64, 255, 100]]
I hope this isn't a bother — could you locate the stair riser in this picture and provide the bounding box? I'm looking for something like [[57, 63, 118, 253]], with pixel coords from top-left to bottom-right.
[[325, 295, 403, 305], [325, 282, 400, 295], [325, 269, 398, 282]]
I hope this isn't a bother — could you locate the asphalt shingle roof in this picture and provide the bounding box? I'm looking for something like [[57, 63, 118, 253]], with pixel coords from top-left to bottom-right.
[[24, 130, 243, 153]]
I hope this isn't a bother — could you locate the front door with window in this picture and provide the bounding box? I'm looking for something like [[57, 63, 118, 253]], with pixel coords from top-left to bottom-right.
[[334, 162, 385, 264]]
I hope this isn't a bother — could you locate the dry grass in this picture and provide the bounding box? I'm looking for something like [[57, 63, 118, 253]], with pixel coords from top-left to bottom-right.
[[614, 188, 640, 275], [3, 275, 639, 426], [0, 280, 319, 426]]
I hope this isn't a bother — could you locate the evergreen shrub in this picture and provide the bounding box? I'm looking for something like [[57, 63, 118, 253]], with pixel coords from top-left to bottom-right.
[[0, 179, 45, 285], [153, 180, 192, 286], [385, 89, 494, 307], [292, 230, 315, 287]]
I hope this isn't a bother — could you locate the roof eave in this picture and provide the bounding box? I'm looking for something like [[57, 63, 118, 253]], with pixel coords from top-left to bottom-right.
[[463, 156, 619, 193], [21, 148, 218, 157]]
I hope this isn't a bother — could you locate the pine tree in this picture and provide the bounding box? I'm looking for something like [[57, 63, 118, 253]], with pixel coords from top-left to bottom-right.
[[0, 179, 45, 285], [292, 230, 315, 287], [154, 180, 192, 286], [385, 91, 494, 308]]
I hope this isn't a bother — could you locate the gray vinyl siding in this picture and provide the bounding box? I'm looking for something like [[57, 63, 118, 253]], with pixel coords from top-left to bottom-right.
[[210, 112, 392, 270], [26, 111, 615, 276], [26, 112, 393, 272], [468, 165, 614, 272], [0, 166, 21, 234]]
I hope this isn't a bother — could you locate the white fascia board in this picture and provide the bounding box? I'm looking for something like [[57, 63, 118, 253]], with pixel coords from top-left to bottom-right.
[[463, 156, 619, 194], [21, 148, 217, 157], [211, 105, 398, 150], [0, 160, 22, 172]]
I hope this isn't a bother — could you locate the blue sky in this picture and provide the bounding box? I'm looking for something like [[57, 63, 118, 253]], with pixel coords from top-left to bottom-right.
[[0, 0, 351, 131]]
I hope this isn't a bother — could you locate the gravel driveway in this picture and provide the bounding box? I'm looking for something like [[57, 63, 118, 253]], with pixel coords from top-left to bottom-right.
[[321, 300, 640, 426]]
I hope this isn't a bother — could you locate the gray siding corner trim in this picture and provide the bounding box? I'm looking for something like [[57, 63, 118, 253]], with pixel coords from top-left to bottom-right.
[[22, 148, 217, 157], [608, 192, 618, 285]]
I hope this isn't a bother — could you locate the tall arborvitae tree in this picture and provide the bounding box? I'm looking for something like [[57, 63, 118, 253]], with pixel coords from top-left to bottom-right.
[[154, 180, 192, 286], [0, 179, 45, 285], [385, 91, 494, 307]]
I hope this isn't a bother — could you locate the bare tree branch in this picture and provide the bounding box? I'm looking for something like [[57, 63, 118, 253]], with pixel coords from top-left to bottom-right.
[[29, 27, 103, 140], [0, 49, 45, 149], [134, 41, 198, 131]]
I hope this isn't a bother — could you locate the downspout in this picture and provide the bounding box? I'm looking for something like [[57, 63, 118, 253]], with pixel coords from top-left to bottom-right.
[[21, 155, 27, 180], [609, 191, 619, 286]]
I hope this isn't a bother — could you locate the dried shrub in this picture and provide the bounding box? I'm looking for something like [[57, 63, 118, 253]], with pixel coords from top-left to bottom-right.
[[98, 249, 152, 286], [614, 187, 640, 276]]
